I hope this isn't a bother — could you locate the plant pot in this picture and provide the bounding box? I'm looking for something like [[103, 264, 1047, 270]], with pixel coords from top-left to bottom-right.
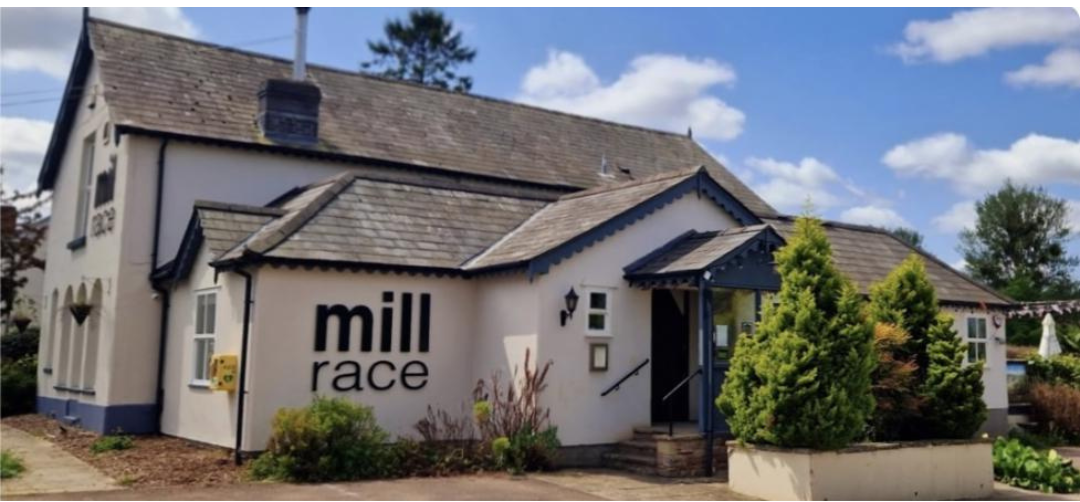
[[12, 317, 31, 334], [70, 304, 92, 325]]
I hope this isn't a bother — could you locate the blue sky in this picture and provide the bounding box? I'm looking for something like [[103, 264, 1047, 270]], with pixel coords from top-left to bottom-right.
[[3, 7, 1079, 270]]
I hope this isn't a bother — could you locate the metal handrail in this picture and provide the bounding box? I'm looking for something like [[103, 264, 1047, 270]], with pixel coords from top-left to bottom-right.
[[660, 367, 703, 436], [600, 358, 650, 397]]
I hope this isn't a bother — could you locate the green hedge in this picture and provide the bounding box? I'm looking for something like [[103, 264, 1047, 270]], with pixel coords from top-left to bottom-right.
[[1, 356, 37, 417], [994, 437, 1079, 493], [1028, 354, 1080, 388]]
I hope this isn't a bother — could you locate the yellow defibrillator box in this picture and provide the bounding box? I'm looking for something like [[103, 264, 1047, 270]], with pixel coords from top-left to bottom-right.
[[209, 354, 238, 392]]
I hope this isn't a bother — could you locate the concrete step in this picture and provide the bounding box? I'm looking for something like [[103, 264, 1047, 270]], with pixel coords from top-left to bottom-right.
[[617, 439, 658, 456], [602, 451, 658, 476]]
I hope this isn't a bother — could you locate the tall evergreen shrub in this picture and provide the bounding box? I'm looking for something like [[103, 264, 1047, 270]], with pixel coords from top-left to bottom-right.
[[717, 216, 875, 449], [868, 254, 986, 439]]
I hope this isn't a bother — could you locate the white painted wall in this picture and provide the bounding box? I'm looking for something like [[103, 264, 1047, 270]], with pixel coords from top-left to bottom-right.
[[39, 63, 124, 406], [242, 267, 480, 450], [160, 245, 245, 448], [534, 194, 740, 446], [943, 307, 1008, 412]]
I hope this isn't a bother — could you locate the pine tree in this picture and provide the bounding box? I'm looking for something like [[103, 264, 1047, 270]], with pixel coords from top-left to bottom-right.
[[868, 254, 987, 440], [362, 8, 477, 92], [718, 216, 875, 449], [920, 313, 987, 439]]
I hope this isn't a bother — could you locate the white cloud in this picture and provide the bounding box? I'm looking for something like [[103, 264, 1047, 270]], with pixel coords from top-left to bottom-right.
[[883, 132, 1080, 194], [839, 205, 910, 228], [891, 8, 1080, 64], [950, 258, 969, 272], [745, 157, 850, 213], [517, 50, 744, 141], [1005, 47, 1080, 89], [932, 201, 977, 233], [1, 7, 199, 78], [1, 117, 54, 194]]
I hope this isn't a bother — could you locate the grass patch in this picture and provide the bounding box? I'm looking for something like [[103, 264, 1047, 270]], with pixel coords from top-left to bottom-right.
[[90, 434, 134, 454], [1, 449, 26, 479]]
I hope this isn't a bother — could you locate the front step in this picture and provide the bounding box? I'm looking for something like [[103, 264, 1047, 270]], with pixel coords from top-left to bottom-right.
[[603, 426, 727, 478]]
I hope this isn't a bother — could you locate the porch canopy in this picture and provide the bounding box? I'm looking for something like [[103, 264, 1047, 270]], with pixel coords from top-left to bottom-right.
[[624, 224, 783, 291]]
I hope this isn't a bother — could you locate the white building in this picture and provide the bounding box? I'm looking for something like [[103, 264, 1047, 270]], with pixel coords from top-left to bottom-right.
[[35, 14, 1012, 460]]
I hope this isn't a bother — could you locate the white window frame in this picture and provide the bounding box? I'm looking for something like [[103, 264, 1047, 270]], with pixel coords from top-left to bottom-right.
[[192, 289, 218, 386], [73, 133, 96, 240], [584, 288, 612, 336], [966, 316, 988, 364]]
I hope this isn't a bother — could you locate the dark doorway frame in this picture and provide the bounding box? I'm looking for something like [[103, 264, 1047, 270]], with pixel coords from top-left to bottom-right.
[[650, 289, 691, 423]]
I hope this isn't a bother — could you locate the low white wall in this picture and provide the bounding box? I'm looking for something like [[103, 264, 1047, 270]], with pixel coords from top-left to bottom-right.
[[729, 442, 994, 501]]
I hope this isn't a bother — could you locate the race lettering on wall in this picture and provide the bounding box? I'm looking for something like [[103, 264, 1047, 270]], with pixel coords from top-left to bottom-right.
[[311, 292, 431, 392]]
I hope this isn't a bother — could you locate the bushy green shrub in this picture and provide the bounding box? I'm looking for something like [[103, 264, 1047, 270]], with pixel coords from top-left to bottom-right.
[[1028, 354, 1080, 388], [1, 450, 25, 479], [718, 215, 875, 450], [473, 349, 560, 471], [993, 437, 1080, 493], [869, 323, 921, 441], [90, 433, 134, 453], [1, 326, 39, 362], [867, 254, 985, 440], [1, 356, 37, 417], [496, 425, 559, 474], [920, 314, 987, 439], [250, 397, 390, 482]]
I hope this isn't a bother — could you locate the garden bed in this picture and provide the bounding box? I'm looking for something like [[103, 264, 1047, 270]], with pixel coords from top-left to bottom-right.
[[1, 414, 246, 488], [728, 440, 994, 501]]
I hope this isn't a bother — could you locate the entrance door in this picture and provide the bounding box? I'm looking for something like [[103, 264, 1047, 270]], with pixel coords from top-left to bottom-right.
[[651, 289, 690, 423]]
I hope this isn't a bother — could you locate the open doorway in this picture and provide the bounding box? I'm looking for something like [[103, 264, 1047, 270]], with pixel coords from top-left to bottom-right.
[[650, 289, 691, 423]]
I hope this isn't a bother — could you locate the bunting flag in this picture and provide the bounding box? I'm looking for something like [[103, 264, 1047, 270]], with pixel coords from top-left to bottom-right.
[[1007, 299, 1080, 319]]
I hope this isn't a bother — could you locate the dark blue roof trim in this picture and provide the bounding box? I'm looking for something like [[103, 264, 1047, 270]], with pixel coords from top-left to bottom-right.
[[152, 208, 205, 285], [626, 226, 783, 290], [38, 24, 93, 192], [525, 170, 762, 279]]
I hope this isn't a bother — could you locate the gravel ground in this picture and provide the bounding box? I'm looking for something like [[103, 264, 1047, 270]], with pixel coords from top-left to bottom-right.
[[1, 415, 247, 488]]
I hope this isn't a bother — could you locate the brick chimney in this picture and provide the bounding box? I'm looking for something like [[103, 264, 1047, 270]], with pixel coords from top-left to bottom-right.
[[257, 7, 320, 145]]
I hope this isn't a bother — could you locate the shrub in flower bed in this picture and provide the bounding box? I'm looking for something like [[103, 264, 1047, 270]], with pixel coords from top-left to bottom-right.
[[250, 397, 391, 482], [993, 437, 1079, 494], [90, 432, 134, 454]]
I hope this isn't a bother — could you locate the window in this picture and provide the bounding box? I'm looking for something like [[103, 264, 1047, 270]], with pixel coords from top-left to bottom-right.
[[73, 134, 95, 241], [93, 165, 115, 208], [966, 317, 987, 364], [193, 291, 217, 384], [586, 290, 610, 335]]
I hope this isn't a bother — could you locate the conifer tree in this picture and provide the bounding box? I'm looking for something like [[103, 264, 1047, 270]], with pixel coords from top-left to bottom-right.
[[868, 254, 986, 439], [718, 216, 875, 449], [920, 314, 987, 439]]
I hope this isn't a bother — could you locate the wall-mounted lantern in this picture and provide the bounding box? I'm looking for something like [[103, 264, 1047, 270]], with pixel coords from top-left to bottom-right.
[[70, 303, 93, 325], [560, 287, 580, 327]]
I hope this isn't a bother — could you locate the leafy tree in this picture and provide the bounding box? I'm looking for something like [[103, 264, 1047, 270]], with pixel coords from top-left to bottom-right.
[[869, 323, 921, 440], [1, 177, 48, 321], [718, 216, 875, 449], [960, 181, 1078, 302], [920, 314, 987, 439], [890, 227, 924, 248], [362, 8, 477, 92], [960, 182, 1079, 345], [868, 254, 986, 440]]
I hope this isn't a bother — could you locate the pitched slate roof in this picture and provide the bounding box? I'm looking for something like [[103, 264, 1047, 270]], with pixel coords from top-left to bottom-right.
[[160, 201, 284, 282], [766, 217, 1012, 306], [463, 167, 762, 273], [625, 225, 775, 277], [40, 18, 776, 219], [213, 173, 548, 270]]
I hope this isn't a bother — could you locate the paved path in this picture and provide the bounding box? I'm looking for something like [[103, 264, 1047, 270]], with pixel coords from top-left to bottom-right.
[[4, 466, 1076, 500], [4, 474, 599, 501], [0, 425, 117, 497]]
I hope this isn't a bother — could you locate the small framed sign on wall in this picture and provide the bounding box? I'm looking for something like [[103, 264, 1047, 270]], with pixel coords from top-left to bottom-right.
[[589, 343, 609, 372]]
